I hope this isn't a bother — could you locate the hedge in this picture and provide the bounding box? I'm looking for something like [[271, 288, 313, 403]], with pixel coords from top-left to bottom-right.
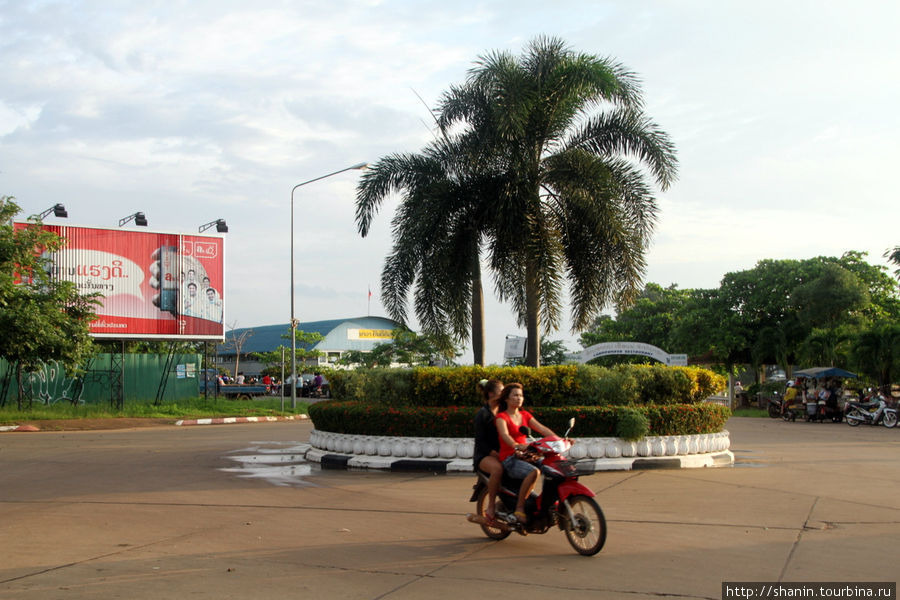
[[308, 401, 731, 438], [323, 364, 725, 407]]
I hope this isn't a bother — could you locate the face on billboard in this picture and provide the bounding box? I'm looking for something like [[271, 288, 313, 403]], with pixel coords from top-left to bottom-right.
[[19, 223, 225, 340]]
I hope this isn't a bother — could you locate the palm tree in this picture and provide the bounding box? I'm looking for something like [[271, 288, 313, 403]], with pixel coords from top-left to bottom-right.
[[886, 246, 900, 279], [356, 136, 501, 364], [851, 322, 900, 386], [436, 36, 678, 366]]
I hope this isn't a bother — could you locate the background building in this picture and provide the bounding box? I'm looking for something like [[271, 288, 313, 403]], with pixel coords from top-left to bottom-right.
[[218, 316, 401, 376]]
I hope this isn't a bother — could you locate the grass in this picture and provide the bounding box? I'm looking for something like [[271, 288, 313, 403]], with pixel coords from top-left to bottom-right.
[[0, 396, 310, 424], [731, 407, 770, 418]]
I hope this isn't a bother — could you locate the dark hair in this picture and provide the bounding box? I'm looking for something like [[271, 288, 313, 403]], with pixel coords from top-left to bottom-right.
[[478, 378, 503, 402], [497, 382, 523, 412], [498, 382, 523, 402]]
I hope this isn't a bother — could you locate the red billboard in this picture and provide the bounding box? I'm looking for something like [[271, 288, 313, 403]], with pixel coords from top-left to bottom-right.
[[16, 223, 225, 340]]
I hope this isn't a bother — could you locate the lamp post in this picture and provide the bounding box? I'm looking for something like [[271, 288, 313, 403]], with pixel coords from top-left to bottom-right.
[[290, 162, 367, 409]]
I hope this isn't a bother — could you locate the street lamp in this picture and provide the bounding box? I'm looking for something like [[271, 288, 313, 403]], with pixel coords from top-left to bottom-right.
[[119, 212, 148, 227], [290, 162, 367, 409], [199, 219, 228, 233]]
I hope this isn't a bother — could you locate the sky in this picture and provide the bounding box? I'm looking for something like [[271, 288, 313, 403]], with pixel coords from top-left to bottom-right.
[[2, 1, 899, 364]]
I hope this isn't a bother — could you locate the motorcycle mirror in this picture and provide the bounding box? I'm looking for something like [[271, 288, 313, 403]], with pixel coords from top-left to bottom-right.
[[518, 425, 531, 437]]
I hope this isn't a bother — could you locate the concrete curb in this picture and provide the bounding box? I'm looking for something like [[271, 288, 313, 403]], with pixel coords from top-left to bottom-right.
[[304, 447, 735, 473], [175, 415, 309, 426], [0, 424, 41, 432]]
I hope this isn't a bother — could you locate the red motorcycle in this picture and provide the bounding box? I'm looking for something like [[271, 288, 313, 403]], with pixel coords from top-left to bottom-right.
[[467, 419, 607, 556]]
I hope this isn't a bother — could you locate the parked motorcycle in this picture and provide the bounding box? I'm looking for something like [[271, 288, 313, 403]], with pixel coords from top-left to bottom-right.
[[844, 393, 896, 427], [885, 406, 899, 428], [466, 419, 607, 556]]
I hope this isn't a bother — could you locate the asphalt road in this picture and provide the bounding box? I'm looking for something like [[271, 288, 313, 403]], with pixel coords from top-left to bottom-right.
[[1, 417, 898, 600]]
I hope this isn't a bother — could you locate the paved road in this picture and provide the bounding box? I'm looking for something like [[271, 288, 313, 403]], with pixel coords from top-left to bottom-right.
[[1, 418, 898, 600]]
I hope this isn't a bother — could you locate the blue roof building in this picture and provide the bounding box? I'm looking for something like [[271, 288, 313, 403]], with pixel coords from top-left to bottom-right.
[[218, 316, 402, 376]]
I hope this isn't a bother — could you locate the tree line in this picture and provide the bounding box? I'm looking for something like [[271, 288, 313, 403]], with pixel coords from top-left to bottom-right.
[[579, 252, 900, 386]]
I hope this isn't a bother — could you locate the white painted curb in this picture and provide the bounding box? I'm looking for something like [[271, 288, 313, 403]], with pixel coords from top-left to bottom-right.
[[175, 415, 308, 426], [305, 429, 733, 472]]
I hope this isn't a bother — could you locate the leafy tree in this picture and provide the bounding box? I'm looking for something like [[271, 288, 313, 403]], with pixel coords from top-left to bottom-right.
[[436, 36, 677, 367], [580, 283, 688, 351], [0, 196, 99, 407], [829, 251, 900, 321], [670, 287, 751, 372], [252, 346, 291, 377], [281, 329, 326, 365]]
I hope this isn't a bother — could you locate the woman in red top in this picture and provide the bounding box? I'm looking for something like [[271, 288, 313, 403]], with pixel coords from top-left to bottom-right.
[[494, 383, 557, 523]]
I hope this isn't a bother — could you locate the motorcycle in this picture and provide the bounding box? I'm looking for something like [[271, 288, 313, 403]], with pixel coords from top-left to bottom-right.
[[766, 394, 783, 419], [844, 393, 896, 428], [466, 419, 607, 556]]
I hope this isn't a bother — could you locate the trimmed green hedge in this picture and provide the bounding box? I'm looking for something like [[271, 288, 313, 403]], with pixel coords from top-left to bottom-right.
[[308, 401, 731, 438], [324, 364, 725, 408]]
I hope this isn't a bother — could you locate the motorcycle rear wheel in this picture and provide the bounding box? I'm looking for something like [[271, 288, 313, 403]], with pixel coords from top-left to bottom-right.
[[883, 411, 898, 428], [562, 495, 606, 556], [846, 409, 861, 427], [475, 487, 511, 540]]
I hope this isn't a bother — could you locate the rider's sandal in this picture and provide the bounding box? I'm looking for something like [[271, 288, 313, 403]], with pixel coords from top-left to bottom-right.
[[514, 510, 527, 523]]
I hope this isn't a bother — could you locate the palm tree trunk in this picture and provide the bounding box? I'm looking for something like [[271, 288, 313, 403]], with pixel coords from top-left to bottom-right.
[[525, 260, 541, 368], [471, 265, 485, 366]]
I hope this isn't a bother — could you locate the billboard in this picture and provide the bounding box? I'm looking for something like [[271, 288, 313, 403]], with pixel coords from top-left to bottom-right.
[[16, 223, 225, 340]]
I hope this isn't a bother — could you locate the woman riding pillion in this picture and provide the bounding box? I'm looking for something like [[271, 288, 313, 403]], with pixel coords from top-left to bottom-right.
[[473, 379, 504, 521], [494, 383, 558, 523]]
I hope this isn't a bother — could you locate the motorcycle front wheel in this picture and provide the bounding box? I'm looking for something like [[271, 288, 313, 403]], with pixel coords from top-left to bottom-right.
[[475, 487, 511, 540], [767, 403, 780, 418], [562, 495, 606, 556], [883, 411, 898, 428], [846, 409, 861, 427]]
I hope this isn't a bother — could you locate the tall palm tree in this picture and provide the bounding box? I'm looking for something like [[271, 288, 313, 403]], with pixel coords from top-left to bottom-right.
[[437, 36, 678, 366], [356, 136, 501, 364]]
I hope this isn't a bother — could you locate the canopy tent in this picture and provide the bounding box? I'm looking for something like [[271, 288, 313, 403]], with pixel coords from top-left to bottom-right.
[[793, 367, 858, 379]]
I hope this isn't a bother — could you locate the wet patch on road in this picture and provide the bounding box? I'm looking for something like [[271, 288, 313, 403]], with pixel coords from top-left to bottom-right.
[[220, 442, 320, 487]]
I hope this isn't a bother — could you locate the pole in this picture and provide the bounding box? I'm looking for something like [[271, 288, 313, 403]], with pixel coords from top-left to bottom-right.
[[290, 162, 367, 411], [280, 346, 285, 413]]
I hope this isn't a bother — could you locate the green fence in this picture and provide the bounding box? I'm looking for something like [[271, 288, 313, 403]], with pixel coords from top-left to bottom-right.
[[0, 354, 202, 406]]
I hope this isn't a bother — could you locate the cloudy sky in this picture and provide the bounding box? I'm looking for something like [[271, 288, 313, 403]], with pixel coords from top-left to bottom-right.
[[2, 1, 898, 364]]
